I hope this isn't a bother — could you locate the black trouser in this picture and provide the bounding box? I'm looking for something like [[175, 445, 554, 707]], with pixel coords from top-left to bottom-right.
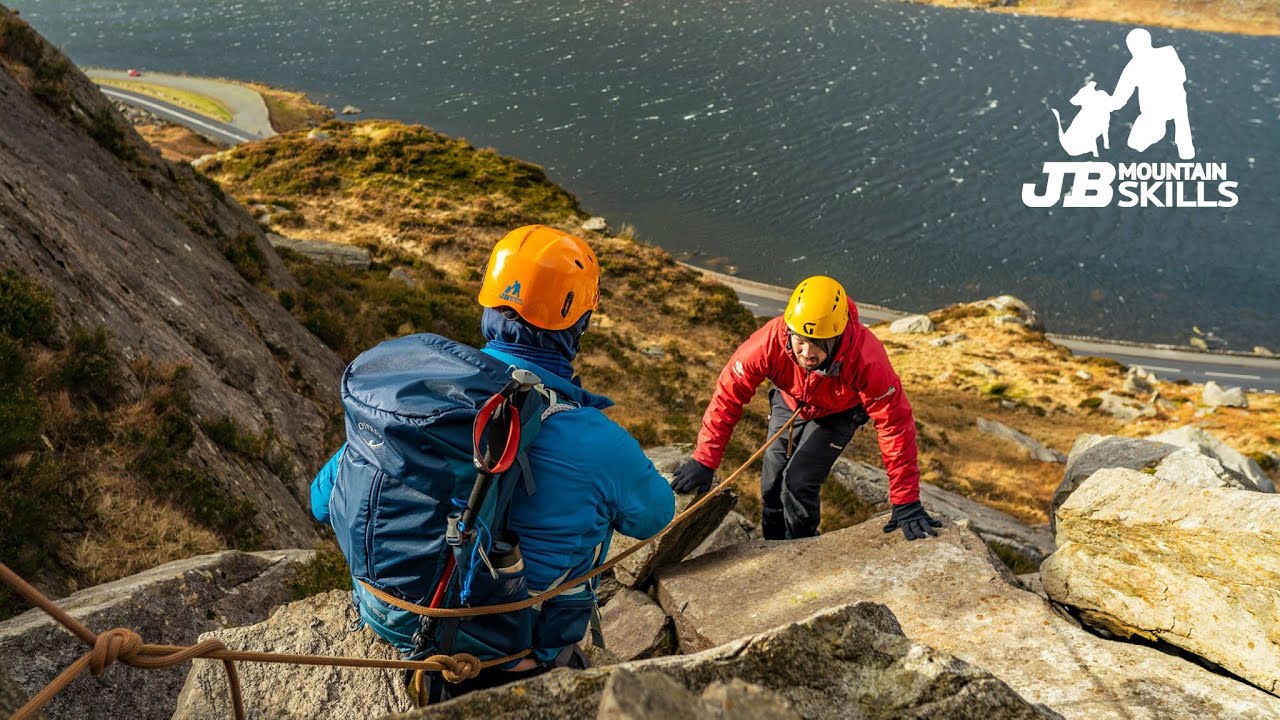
[[760, 389, 867, 540]]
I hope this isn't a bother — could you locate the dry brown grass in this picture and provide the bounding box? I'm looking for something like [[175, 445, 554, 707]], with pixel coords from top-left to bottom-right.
[[236, 81, 334, 133], [71, 471, 221, 587], [910, 0, 1280, 35], [132, 122, 223, 163]]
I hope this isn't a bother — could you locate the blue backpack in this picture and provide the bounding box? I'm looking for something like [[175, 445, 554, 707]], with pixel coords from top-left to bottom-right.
[[324, 333, 549, 662]]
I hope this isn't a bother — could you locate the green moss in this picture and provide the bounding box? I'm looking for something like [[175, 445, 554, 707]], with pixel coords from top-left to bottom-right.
[[0, 269, 56, 344], [0, 456, 83, 618], [87, 107, 139, 164], [223, 232, 270, 286], [981, 382, 1011, 397], [1078, 396, 1104, 410], [59, 326, 123, 409], [130, 367, 261, 549], [289, 541, 352, 600], [0, 334, 42, 461]]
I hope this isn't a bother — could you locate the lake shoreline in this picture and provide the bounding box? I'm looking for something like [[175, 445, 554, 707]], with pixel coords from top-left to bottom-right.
[[904, 0, 1280, 36]]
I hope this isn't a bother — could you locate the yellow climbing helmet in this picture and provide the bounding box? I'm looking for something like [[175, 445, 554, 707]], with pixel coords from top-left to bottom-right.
[[477, 225, 600, 331], [784, 276, 850, 339]]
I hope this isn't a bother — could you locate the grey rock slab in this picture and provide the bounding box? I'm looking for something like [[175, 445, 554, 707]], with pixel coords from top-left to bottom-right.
[[581, 217, 609, 233], [1123, 366, 1157, 395], [1050, 434, 1179, 533], [266, 233, 372, 269], [0, 550, 312, 720], [652, 520, 1280, 720], [889, 315, 935, 334], [1042, 469, 1280, 695], [598, 589, 671, 662], [386, 601, 1057, 720], [686, 511, 757, 560], [829, 458, 1053, 566], [1147, 425, 1274, 492], [172, 590, 413, 720], [1202, 381, 1249, 409], [976, 417, 1066, 463], [607, 447, 736, 589]]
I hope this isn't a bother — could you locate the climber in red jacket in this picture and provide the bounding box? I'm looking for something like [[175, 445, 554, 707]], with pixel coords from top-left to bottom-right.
[[673, 275, 941, 541]]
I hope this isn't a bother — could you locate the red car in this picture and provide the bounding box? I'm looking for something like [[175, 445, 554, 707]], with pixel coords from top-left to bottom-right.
[[126, 69, 142, 77]]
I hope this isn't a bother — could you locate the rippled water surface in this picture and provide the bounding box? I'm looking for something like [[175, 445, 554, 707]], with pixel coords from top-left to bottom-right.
[[23, 0, 1280, 347]]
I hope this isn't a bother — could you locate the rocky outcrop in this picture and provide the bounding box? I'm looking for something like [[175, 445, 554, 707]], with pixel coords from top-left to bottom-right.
[[172, 590, 413, 720], [889, 315, 934, 334], [687, 511, 757, 560], [607, 447, 735, 589], [830, 458, 1053, 566], [976, 417, 1066, 463], [1202, 381, 1248, 408], [0, 550, 312, 720], [1096, 391, 1155, 421], [391, 602, 1059, 720], [987, 295, 1042, 331], [1050, 434, 1178, 532], [266, 233, 371, 269], [1041, 469, 1280, 695], [597, 589, 670, 662], [1122, 366, 1157, 395], [1147, 425, 1274, 492], [652, 520, 1280, 719], [0, 15, 342, 548], [1153, 446, 1258, 491]]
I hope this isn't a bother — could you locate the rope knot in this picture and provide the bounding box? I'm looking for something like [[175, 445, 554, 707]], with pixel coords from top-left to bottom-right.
[[89, 628, 143, 675], [432, 652, 483, 683]]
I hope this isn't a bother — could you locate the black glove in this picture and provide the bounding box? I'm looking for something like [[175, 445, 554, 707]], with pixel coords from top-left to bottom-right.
[[882, 501, 942, 541], [671, 458, 716, 494]]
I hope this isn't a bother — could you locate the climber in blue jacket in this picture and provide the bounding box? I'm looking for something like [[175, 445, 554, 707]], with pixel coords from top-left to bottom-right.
[[311, 225, 674, 697]]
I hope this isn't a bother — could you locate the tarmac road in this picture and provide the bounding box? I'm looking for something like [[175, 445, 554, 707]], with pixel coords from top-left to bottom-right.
[[88, 68, 275, 142], [97, 86, 256, 145], [689, 265, 1280, 394]]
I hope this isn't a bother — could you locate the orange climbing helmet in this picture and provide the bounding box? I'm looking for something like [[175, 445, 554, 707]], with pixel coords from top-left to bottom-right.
[[784, 275, 850, 339], [477, 225, 600, 331]]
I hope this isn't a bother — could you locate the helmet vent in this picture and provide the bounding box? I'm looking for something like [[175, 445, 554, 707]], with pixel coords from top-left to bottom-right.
[[575, 260, 584, 269]]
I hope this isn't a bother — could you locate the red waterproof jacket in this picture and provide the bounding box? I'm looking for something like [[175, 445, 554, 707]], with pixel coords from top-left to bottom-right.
[[693, 299, 921, 506]]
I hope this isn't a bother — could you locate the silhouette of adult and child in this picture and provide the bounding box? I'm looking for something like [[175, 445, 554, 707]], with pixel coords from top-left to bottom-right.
[[1052, 28, 1195, 160]]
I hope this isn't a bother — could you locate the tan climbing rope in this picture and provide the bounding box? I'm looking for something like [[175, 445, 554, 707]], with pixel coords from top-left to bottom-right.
[[0, 408, 797, 719]]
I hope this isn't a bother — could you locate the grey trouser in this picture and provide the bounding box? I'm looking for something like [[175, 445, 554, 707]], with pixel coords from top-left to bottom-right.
[[760, 389, 867, 540]]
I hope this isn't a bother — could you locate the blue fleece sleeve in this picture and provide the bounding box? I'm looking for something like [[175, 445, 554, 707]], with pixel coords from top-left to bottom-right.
[[310, 444, 346, 525], [600, 421, 675, 540]]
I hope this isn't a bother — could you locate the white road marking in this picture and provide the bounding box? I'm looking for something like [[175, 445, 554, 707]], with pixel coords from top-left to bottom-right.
[[1134, 364, 1182, 374], [1204, 371, 1263, 381], [739, 300, 759, 307], [100, 88, 255, 143]]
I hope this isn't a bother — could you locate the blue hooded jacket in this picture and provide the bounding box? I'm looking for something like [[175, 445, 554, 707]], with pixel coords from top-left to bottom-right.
[[311, 310, 674, 661]]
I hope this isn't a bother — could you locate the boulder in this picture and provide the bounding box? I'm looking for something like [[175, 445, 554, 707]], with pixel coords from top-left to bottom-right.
[[1202, 380, 1248, 409], [1122, 366, 1156, 395], [652, 520, 1280, 719], [1153, 447, 1258, 491], [973, 362, 1001, 377], [581, 217, 609, 233], [1254, 346, 1276, 357], [686, 511, 757, 560], [1050, 434, 1179, 532], [597, 672, 800, 720], [1041, 469, 1280, 695], [597, 589, 671, 662], [1095, 391, 1155, 421], [888, 315, 934, 334], [341, 105, 363, 115], [172, 590, 413, 720], [607, 447, 736, 589], [0, 550, 312, 720], [976, 417, 1066, 463], [929, 333, 967, 347], [829, 458, 1053, 567], [265, 234, 372, 269], [389, 602, 1058, 720], [988, 296, 1043, 331], [1147, 425, 1274, 492]]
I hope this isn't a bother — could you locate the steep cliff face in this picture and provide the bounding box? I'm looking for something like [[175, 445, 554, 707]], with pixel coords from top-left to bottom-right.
[[0, 8, 341, 549]]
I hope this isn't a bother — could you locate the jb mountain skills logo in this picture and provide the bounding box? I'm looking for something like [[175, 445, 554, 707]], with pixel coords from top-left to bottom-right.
[[1021, 28, 1238, 209]]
